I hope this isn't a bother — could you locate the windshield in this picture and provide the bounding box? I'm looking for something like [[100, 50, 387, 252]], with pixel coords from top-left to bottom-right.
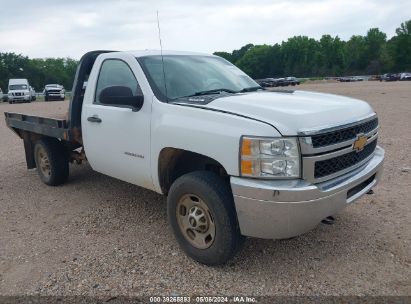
[[138, 55, 259, 101], [9, 84, 28, 90]]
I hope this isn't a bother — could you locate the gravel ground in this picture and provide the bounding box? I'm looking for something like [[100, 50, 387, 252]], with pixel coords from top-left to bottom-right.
[[0, 81, 410, 297]]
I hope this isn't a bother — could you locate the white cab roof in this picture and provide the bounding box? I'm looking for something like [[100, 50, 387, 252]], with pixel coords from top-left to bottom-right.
[[114, 50, 214, 57], [9, 79, 29, 85]]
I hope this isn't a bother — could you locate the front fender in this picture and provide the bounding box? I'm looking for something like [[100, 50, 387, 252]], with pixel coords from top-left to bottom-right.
[[150, 99, 280, 193]]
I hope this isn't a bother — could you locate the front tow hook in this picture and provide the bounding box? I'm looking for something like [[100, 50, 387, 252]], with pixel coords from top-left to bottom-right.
[[321, 216, 335, 225]]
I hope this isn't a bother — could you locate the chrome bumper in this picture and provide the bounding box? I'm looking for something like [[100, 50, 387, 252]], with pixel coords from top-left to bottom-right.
[[9, 96, 30, 101], [231, 146, 385, 239]]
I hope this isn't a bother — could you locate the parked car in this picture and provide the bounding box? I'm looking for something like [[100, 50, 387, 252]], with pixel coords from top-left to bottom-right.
[[285, 77, 300, 86], [352, 76, 364, 81], [273, 78, 288, 87], [5, 50, 384, 265], [369, 75, 381, 81], [1, 88, 8, 102], [7, 79, 33, 104], [255, 78, 275, 87], [30, 86, 36, 101], [43, 84, 65, 101], [380, 73, 400, 82], [399, 72, 411, 81]]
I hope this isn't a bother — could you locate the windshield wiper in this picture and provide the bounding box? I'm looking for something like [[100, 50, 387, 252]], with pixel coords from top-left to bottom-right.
[[238, 86, 264, 93], [172, 87, 261, 101], [182, 88, 237, 98], [194, 88, 238, 96]]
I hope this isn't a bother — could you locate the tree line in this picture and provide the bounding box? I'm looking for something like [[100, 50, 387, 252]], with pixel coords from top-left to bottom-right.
[[0, 20, 410, 91], [0, 54, 77, 91], [214, 20, 411, 79]]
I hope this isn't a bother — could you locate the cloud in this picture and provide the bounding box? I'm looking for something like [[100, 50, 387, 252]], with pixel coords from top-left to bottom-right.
[[0, 0, 410, 58]]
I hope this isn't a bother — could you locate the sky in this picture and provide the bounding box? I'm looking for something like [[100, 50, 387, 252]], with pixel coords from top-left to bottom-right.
[[0, 0, 410, 59]]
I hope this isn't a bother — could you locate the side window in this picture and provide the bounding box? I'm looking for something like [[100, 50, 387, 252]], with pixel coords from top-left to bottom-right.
[[95, 59, 142, 105]]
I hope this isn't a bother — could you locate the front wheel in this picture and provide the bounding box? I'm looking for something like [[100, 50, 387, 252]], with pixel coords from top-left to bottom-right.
[[34, 138, 69, 186], [167, 171, 244, 265]]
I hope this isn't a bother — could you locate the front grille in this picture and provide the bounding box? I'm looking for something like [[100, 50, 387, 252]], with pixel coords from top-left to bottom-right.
[[311, 118, 378, 148], [48, 90, 61, 93], [314, 140, 377, 178]]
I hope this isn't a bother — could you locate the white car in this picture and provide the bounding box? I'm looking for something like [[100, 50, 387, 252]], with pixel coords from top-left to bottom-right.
[[5, 50, 384, 265], [400, 72, 411, 81], [29, 86, 36, 101], [8, 79, 33, 103]]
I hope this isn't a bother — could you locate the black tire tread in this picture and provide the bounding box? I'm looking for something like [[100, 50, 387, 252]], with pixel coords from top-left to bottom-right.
[[34, 138, 69, 186], [167, 171, 244, 265]]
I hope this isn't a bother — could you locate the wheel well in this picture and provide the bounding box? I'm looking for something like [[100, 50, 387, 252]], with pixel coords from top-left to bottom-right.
[[17, 131, 77, 169], [158, 148, 228, 195]]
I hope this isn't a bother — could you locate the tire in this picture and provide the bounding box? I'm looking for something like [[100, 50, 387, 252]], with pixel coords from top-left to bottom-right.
[[34, 138, 69, 186], [167, 171, 244, 265]]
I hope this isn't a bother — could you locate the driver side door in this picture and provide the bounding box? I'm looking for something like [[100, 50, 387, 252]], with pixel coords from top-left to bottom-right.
[[81, 56, 153, 190]]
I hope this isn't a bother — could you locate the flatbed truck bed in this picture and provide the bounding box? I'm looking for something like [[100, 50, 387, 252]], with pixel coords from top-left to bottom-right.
[[4, 51, 109, 169], [5, 112, 70, 140]]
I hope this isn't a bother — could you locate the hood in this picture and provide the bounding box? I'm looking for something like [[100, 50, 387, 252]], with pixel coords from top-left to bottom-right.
[[45, 87, 63, 91], [202, 90, 375, 135]]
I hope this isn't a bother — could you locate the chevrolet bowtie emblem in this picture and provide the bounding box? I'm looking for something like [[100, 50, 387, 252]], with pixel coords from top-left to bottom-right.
[[353, 135, 368, 152]]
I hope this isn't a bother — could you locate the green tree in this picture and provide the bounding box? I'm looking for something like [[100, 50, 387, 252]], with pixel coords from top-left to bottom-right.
[[389, 20, 411, 71], [281, 36, 319, 76], [344, 35, 368, 73], [317, 35, 346, 76], [0, 53, 78, 92], [213, 51, 232, 62], [236, 45, 273, 78]]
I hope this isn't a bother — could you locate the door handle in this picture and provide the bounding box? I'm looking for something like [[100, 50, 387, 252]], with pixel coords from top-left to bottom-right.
[[87, 116, 102, 123]]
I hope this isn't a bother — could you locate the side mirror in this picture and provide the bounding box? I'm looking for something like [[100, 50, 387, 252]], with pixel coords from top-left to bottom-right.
[[100, 86, 144, 111]]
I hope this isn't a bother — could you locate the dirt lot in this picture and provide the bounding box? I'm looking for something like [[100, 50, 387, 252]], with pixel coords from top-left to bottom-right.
[[0, 81, 410, 297]]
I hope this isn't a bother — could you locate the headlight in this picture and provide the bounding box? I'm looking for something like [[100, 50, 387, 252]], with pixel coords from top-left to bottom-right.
[[240, 137, 300, 178]]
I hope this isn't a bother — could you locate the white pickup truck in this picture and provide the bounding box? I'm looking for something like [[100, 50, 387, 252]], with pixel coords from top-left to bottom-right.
[[5, 50, 384, 265]]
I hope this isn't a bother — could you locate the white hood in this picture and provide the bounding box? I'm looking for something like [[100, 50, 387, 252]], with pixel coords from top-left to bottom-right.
[[204, 90, 375, 135]]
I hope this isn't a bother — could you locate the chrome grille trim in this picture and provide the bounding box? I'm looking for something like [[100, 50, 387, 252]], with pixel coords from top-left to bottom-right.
[[299, 126, 379, 155], [298, 113, 377, 136], [300, 115, 379, 184], [311, 117, 378, 148]]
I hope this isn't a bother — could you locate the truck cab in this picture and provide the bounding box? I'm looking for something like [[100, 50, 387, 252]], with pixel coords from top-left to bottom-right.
[[5, 50, 384, 265], [8, 79, 32, 104]]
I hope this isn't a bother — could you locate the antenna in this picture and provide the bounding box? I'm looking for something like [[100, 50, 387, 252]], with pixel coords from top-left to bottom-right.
[[156, 10, 168, 100]]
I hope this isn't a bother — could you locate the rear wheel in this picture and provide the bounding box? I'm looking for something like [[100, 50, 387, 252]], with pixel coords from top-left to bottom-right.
[[34, 138, 69, 186], [167, 171, 244, 265]]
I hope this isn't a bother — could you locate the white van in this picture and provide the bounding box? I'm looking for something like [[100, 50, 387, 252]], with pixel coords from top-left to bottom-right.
[[8, 79, 32, 104]]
